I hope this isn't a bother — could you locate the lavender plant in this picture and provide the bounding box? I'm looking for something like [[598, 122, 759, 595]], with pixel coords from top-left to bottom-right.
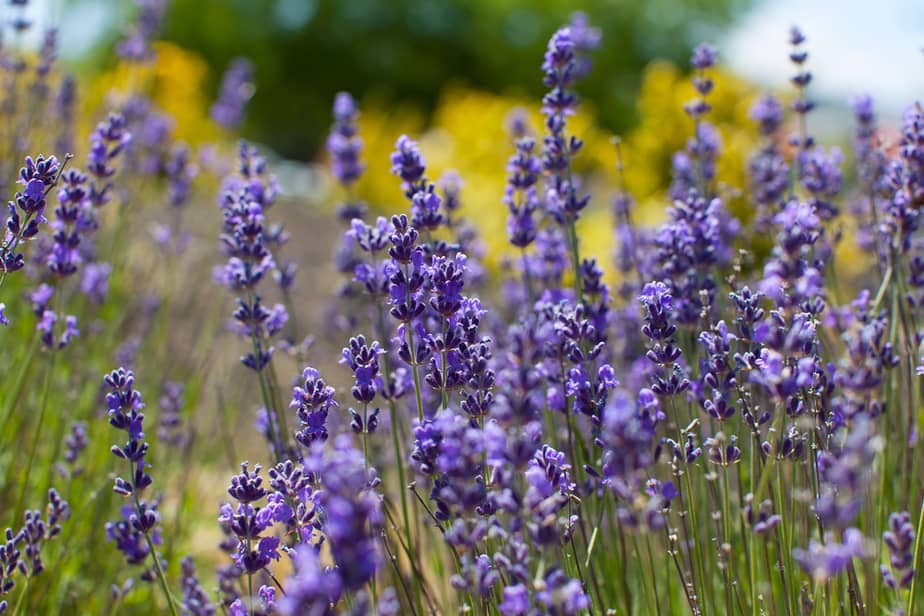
[[3, 4, 924, 615]]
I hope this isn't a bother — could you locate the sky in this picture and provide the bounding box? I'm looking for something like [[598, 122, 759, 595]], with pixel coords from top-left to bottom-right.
[[723, 0, 924, 118], [12, 0, 924, 121]]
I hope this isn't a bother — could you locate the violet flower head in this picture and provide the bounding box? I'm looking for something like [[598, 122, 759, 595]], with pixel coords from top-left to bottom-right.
[[390, 135, 427, 194], [798, 145, 842, 219], [684, 43, 717, 121], [104, 367, 152, 497], [881, 511, 915, 590], [0, 488, 70, 607], [47, 169, 90, 278], [327, 91, 365, 188], [87, 113, 131, 208], [220, 471, 281, 575], [103, 367, 167, 580], [36, 310, 80, 350], [54, 75, 76, 154], [315, 436, 382, 591], [164, 143, 197, 209], [815, 417, 881, 530], [179, 556, 216, 616], [58, 420, 88, 477], [341, 335, 384, 434], [211, 58, 255, 129], [116, 0, 166, 62], [341, 335, 383, 405], [750, 94, 784, 137], [542, 28, 577, 103], [291, 367, 337, 447], [438, 169, 463, 220], [81, 262, 112, 304], [504, 137, 541, 248], [639, 281, 689, 396], [157, 381, 186, 448], [568, 12, 602, 78], [505, 107, 532, 139], [540, 23, 591, 222], [410, 187, 444, 232], [218, 146, 290, 373], [2, 155, 60, 275], [789, 26, 814, 118], [793, 528, 865, 582], [690, 43, 718, 70], [31, 28, 58, 102], [277, 545, 342, 615]]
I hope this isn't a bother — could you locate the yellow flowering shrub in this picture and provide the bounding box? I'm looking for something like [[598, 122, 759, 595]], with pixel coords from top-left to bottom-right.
[[340, 63, 765, 272], [84, 42, 219, 145]]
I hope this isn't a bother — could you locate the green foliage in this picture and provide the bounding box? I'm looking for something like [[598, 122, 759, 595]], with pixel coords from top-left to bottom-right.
[[162, 0, 750, 159]]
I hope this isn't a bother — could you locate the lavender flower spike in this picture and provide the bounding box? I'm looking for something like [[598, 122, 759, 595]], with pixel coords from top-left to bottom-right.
[[327, 92, 365, 188], [211, 58, 255, 129], [103, 367, 177, 615]]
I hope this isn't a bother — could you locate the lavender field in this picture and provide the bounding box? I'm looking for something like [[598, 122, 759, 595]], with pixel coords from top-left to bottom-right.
[[1, 1, 923, 614]]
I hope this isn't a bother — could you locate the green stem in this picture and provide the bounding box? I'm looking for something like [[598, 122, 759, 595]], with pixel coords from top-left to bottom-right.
[[13, 350, 55, 522], [907, 497, 924, 615], [129, 465, 178, 616]]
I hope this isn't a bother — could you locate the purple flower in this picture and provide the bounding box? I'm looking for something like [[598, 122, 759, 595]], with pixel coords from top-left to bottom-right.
[[220, 464, 280, 575], [86, 113, 131, 209], [793, 528, 865, 582], [541, 22, 594, 225], [690, 43, 718, 70], [155, 381, 185, 447], [882, 511, 915, 590], [277, 545, 341, 615], [684, 43, 718, 123], [211, 58, 255, 129], [535, 568, 589, 615], [36, 310, 79, 350], [2, 155, 60, 275], [504, 138, 541, 249], [80, 262, 111, 304], [291, 367, 337, 446], [788, 26, 815, 121], [179, 556, 216, 616], [749, 94, 784, 136], [116, 0, 165, 62], [499, 583, 530, 615], [58, 421, 88, 477], [0, 489, 70, 603], [390, 135, 427, 192], [567, 12, 601, 78], [341, 335, 383, 405], [164, 143, 197, 209], [327, 92, 365, 187], [314, 436, 382, 591], [103, 368, 167, 583]]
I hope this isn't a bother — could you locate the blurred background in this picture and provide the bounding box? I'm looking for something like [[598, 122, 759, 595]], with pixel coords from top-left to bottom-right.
[[27, 0, 924, 162]]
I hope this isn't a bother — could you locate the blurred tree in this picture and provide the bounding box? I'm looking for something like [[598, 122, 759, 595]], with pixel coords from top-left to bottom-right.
[[161, 0, 751, 160]]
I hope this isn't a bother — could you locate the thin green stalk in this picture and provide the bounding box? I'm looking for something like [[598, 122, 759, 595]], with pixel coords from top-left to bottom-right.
[[907, 497, 924, 615], [10, 576, 30, 616], [129, 463, 178, 616], [13, 350, 56, 522], [374, 298, 423, 615], [722, 466, 734, 616], [0, 331, 39, 435], [402, 264, 425, 422], [247, 535, 255, 616]]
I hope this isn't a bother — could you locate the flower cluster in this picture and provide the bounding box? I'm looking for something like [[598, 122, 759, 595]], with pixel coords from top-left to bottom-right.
[[103, 367, 170, 590]]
